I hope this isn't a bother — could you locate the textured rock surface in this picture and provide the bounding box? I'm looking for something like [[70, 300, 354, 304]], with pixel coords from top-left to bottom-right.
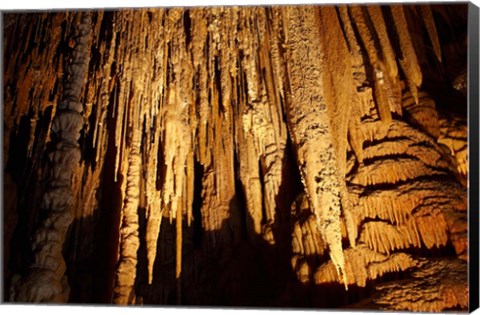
[[8, 12, 92, 303], [373, 258, 468, 311], [3, 4, 469, 311]]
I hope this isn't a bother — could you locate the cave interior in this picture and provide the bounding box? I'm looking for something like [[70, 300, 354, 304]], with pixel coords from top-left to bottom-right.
[[1, 2, 472, 311]]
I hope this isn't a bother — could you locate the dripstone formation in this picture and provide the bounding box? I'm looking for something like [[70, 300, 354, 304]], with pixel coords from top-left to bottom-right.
[[3, 4, 469, 311]]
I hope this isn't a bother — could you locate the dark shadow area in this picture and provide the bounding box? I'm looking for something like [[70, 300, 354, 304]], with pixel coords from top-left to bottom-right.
[[420, 4, 468, 117], [3, 107, 53, 300], [88, 80, 125, 304], [64, 210, 101, 303]]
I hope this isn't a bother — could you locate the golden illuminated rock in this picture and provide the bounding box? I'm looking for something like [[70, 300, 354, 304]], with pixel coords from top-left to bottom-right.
[[2, 4, 469, 311]]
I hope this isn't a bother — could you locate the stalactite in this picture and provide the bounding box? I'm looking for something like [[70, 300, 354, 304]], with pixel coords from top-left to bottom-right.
[[420, 5, 442, 62], [143, 9, 166, 286], [255, 8, 288, 238], [27, 112, 39, 158], [146, 207, 163, 285], [316, 7, 358, 250], [364, 6, 403, 117], [112, 13, 128, 183], [112, 129, 141, 305], [338, 5, 367, 173], [175, 202, 182, 304], [237, 7, 268, 238], [200, 7, 241, 251], [10, 12, 92, 303], [281, 6, 347, 289], [161, 9, 193, 222], [189, 8, 237, 257], [316, 6, 352, 182], [349, 6, 378, 66], [3, 16, 67, 268], [159, 8, 196, 302], [349, 6, 392, 124], [366, 6, 398, 81], [92, 16, 116, 162], [3, 13, 66, 153], [337, 6, 366, 88], [391, 5, 422, 104]]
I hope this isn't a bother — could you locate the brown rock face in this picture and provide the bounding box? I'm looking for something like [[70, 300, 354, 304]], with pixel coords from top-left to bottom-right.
[[2, 4, 469, 311]]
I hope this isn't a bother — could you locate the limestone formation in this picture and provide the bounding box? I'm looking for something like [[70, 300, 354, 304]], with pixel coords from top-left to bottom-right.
[[2, 4, 469, 312], [9, 12, 92, 303]]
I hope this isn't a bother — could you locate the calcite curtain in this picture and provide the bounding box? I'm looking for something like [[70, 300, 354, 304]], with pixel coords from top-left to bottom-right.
[[3, 4, 468, 311]]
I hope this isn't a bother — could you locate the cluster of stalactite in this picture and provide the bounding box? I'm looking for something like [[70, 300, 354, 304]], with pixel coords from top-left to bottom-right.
[[3, 4, 468, 311], [8, 12, 92, 302]]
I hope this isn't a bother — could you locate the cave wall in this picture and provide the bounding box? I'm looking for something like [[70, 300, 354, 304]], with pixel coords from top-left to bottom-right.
[[2, 4, 469, 310]]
